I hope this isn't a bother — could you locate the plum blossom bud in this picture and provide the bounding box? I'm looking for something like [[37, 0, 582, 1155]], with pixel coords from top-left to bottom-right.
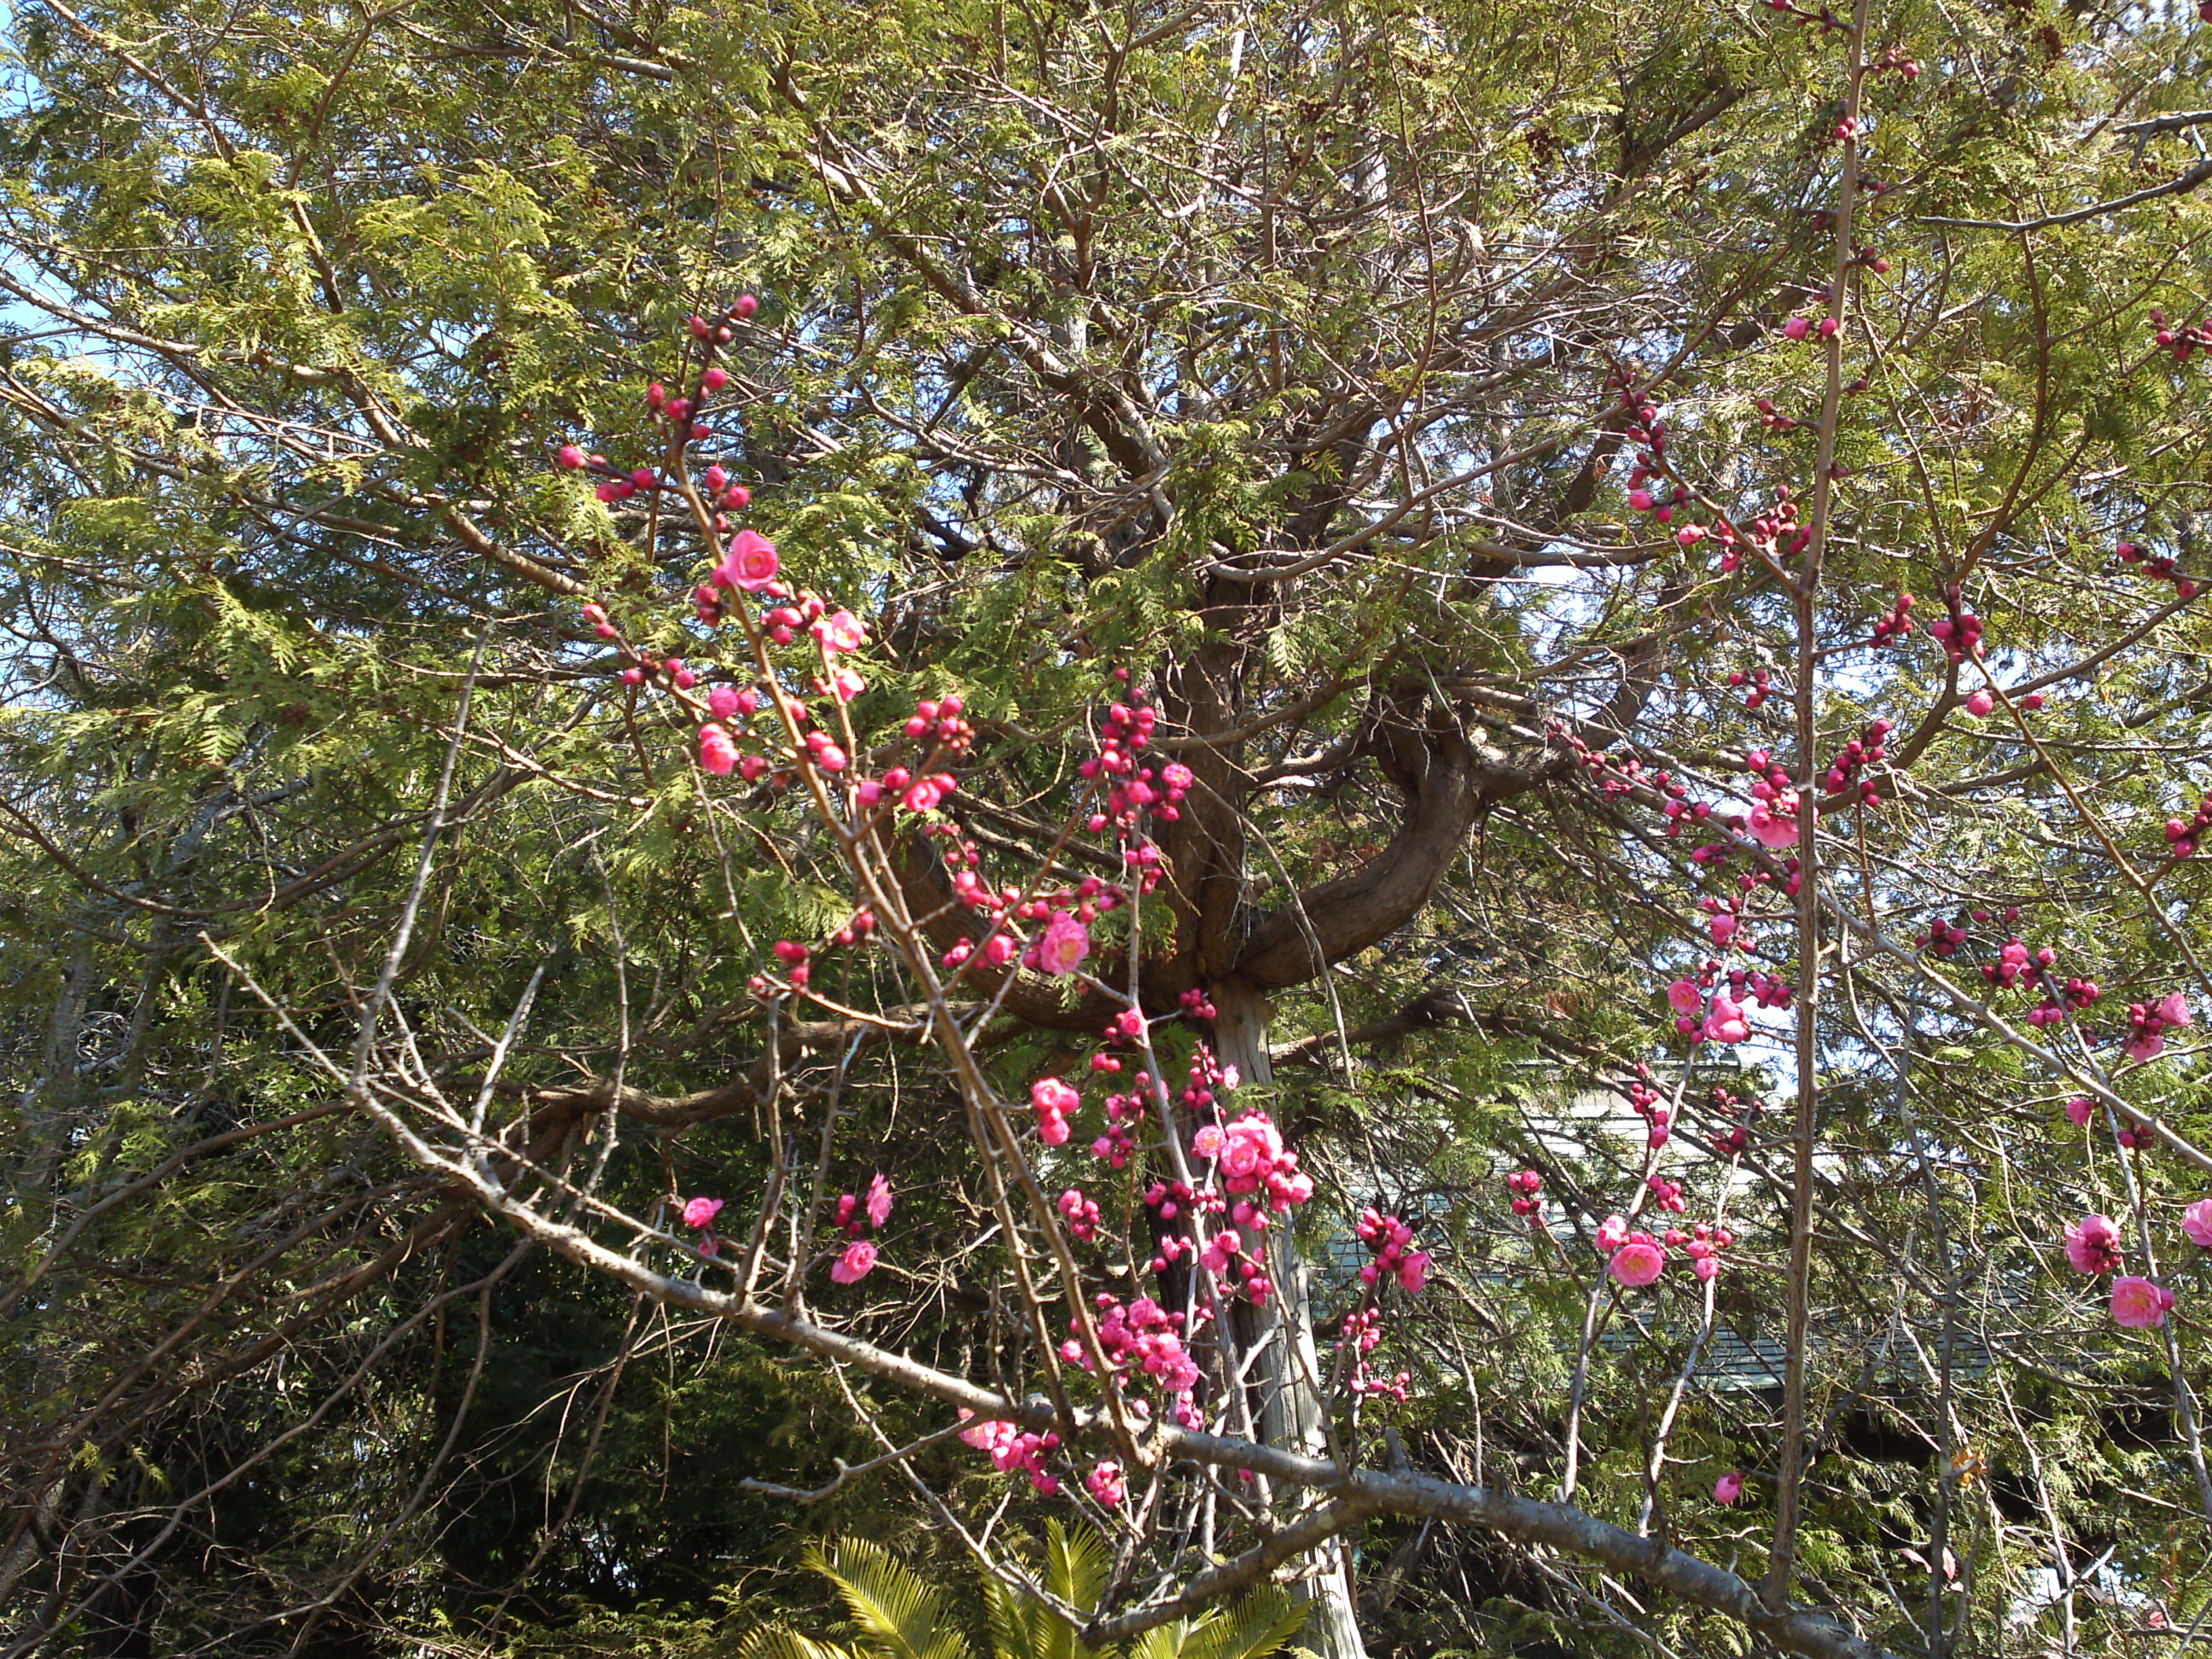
[[683, 1196, 724, 1229], [699, 725, 739, 776], [1086, 1460, 1125, 1505]]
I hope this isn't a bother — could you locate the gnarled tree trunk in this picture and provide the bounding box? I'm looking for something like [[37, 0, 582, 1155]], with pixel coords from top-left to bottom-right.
[[1214, 977, 1367, 1659]]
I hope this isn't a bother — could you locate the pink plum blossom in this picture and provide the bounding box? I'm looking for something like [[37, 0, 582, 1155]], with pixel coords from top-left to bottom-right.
[[707, 684, 742, 719], [830, 1239, 878, 1284], [1036, 912, 1091, 976], [1199, 1229, 1241, 1275], [1597, 1214, 1629, 1252], [812, 608, 865, 653], [1666, 979, 1703, 1015], [1192, 1123, 1225, 1159], [1032, 1076, 1079, 1144], [1748, 795, 1802, 849], [1608, 1234, 1668, 1287], [2064, 1097, 2094, 1126], [1219, 1115, 1284, 1182], [865, 1173, 894, 1228], [682, 1196, 724, 1230], [1702, 994, 1751, 1045], [713, 530, 779, 592], [2064, 1214, 2123, 1275], [2184, 1199, 2212, 1249], [1714, 1470, 1744, 1505], [2111, 1275, 2175, 1329], [1963, 690, 1994, 717], [1086, 1460, 1125, 1505], [699, 725, 738, 776]]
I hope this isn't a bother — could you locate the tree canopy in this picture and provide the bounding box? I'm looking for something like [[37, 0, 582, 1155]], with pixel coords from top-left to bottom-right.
[[5, 0, 2212, 1654]]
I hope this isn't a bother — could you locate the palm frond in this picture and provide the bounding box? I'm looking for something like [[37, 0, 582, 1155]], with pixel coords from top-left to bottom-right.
[[806, 1538, 973, 1659], [1045, 1520, 1113, 1619], [983, 1562, 1041, 1659], [741, 1626, 870, 1659], [1178, 1586, 1311, 1659], [1126, 1621, 1197, 1659], [985, 1521, 1110, 1659]]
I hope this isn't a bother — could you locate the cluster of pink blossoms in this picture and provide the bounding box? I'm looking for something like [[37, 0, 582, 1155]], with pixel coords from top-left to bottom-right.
[[2058, 1204, 2212, 1329], [1982, 936, 2050, 992], [1334, 1213, 1430, 1400], [1355, 1209, 1431, 1294], [1818, 718, 1895, 806], [1727, 665, 1773, 709], [2028, 972, 2101, 1028], [2152, 308, 2212, 361], [2126, 992, 2193, 1062], [957, 1414, 1063, 1493], [1927, 589, 1985, 665], [1208, 1111, 1316, 1225], [1596, 1210, 1733, 1288], [828, 1173, 895, 1284], [1076, 697, 1195, 832], [1086, 1459, 1126, 1505], [1626, 1068, 1674, 1148], [1679, 1223, 1733, 1281], [2160, 789, 2212, 859], [1668, 979, 1751, 1049], [1506, 1167, 1545, 1225], [1062, 1294, 1205, 1417], [1093, 1075, 1152, 1167], [1871, 591, 1915, 644], [1340, 1312, 1410, 1400], [1687, 483, 1811, 575], [1057, 1187, 1102, 1240], [2116, 538, 2203, 602], [1031, 1076, 1080, 1146], [2064, 1214, 2124, 1275]]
